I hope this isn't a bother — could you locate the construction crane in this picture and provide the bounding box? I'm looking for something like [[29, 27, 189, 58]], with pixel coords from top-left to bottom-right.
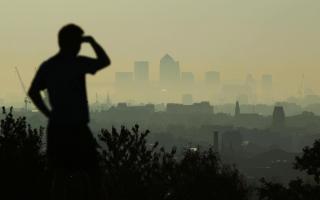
[[15, 67, 31, 112]]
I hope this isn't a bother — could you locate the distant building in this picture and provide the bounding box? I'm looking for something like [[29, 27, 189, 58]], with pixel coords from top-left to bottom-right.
[[245, 74, 256, 87], [272, 106, 285, 128], [205, 71, 220, 85], [221, 130, 243, 155], [116, 102, 127, 108], [160, 54, 180, 82], [181, 72, 194, 84], [235, 101, 240, 117], [304, 95, 320, 105], [166, 101, 213, 114], [115, 72, 133, 84], [111, 103, 155, 114], [134, 61, 149, 81], [182, 94, 193, 105], [262, 74, 273, 90]]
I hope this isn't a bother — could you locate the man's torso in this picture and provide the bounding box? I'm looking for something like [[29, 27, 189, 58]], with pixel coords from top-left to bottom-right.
[[40, 54, 90, 123]]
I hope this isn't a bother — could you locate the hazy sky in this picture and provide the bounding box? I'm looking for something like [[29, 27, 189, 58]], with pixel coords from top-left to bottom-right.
[[1, 0, 320, 104]]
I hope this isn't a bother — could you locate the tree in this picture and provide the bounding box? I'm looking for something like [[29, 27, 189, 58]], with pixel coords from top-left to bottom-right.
[[295, 139, 320, 184], [98, 125, 249, 200], [0, 107, 46, 200], [258, 139, 320, 200], [0, 110, 249, 200]]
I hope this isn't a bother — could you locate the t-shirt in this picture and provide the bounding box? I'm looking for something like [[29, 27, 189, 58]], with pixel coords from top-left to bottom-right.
[[30, 54, 101, 123]]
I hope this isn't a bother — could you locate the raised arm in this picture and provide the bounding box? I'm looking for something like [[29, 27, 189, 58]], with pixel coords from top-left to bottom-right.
[[82, 36, 111, 71]]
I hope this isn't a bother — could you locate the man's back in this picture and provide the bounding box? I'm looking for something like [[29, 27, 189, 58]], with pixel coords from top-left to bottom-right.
[[36, 54, 100, 123], [29, 25, 110, 122]]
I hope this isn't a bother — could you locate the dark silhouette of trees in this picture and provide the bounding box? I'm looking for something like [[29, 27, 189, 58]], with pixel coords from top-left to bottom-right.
[[258, 139, 320, 200], [98, 125, 249, 200], [0, 107, 47, 200], [294, 139, 320, 184], [0, 110, 249, 200], [98, 125, 176, 200]]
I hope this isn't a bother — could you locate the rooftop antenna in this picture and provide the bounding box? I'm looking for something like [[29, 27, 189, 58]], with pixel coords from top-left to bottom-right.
[[15, 67, 31, 112]]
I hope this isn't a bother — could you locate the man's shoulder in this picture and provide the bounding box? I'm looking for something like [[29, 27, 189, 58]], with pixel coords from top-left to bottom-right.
[[76, 55, 94, 62], [39, 55, 59, 70]]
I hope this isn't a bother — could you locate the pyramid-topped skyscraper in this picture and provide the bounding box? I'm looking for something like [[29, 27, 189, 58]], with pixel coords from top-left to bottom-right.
[[159, 54, 180, 82]]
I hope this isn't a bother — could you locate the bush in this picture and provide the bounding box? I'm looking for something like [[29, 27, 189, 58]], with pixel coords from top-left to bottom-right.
[[99, 125, 249, 200], [0, 110, 249, 200], [258, 139, 320, 200], [0, 107, 46, 200]]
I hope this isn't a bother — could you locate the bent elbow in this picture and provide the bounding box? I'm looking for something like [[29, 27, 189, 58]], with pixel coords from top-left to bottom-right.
[[99, 59, 111, 69], [107, 59, 111, 66], [103, 59, 111, 67], [27, 90, 35, 100], [28, 88, 39, 100]]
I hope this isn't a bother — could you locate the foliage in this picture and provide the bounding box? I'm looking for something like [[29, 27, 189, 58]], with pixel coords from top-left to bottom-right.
[[0, 107, 46, 200], [0, 110, 249, 200], [99, 125, 249, 200], [258, 139, 320, 200], [258, 178, 320, 200], [294, 139, 320, 184]]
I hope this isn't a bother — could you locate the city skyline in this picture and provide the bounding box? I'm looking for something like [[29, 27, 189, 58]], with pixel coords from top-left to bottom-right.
[[1, 0, 320, 104], [4, 53, 319, 107]]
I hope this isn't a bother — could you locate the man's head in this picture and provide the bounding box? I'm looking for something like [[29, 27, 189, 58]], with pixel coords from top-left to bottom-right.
[[58, 24, 84, 56]]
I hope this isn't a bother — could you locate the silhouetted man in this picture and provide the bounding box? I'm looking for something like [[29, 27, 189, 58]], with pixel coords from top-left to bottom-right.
[[28, 24, 111, 199]]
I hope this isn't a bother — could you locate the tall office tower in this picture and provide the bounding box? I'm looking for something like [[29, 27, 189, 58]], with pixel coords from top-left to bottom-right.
[[181, 72, 194, 84], [115, 72, 134, 84], [134, 61, 149, 81], [245, 74, 256, 87], [272, 106, 285, 128], [261, 74, 273, 90], [235, 101, 240, 117], [182, 94, 193, 105], [205, 71, 220, 84], [159, 54, 180, 82]]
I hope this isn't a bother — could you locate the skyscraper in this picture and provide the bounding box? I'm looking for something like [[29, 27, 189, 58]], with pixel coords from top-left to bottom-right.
[[134, 61, 149, 81], [205, 71, 220, 85], [181, 72, 194, 84], [261, 74, 273, 90], [245, 74, 256, 87], [159, 54, 180, 82]]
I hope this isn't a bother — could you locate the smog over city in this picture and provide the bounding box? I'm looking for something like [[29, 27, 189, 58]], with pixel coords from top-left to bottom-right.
[[1, 1, 320, 200]]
